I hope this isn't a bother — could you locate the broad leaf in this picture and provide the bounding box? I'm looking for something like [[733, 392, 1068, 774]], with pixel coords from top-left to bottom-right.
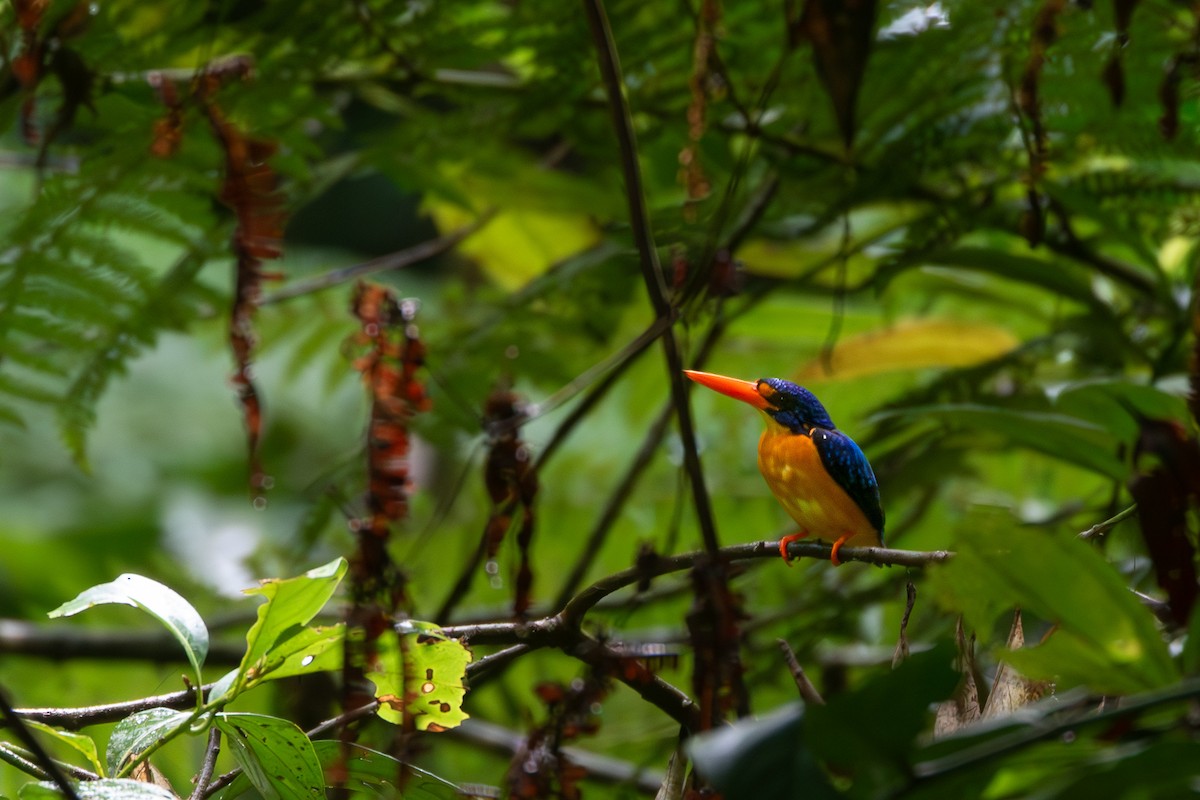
[[48, 574, 208, 687], [871, 404, 1128, 480], [686, 704, 837, 800], [106, 708, 192, 776], [368, 624, 471, 732], [219, 558, 347, 700], [216, 713, 323, 800], [311, 741, 463, 799], [928, 528, 1178, 694], [806, 642, 958, 791]]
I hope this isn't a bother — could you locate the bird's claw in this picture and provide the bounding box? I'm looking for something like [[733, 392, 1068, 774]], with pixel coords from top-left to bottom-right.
[[778, 531, 808, 566], [829, 534, 852, 567]]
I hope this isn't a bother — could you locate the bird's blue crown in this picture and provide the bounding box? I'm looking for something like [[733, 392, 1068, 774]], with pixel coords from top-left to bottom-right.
[[757, 377, 835, 433]]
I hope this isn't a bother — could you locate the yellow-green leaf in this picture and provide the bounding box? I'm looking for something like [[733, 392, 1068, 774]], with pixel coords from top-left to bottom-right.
[[794, 319, 1019, 382], [368, 623, 471, 732]]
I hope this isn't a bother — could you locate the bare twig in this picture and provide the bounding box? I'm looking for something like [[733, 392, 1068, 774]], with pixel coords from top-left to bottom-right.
[[10, 686, 208, 731], [188, 728, 221, 800], [892, 581, 917, 667], [579, 0, 721, 558], [260, 214, 493, 305], [450, 718, 663, 794], [777, 639, 824, 705]]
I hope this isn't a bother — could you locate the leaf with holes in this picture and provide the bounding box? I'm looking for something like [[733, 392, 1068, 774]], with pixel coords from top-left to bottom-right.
[[106, 708, 192, 776], [216, 713, 323, 800], [48, 574, 208, 688], [369, 624, 471, 732]]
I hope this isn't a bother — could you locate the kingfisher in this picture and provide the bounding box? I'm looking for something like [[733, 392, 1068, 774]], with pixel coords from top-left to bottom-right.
[[684, 370, 884, 566]]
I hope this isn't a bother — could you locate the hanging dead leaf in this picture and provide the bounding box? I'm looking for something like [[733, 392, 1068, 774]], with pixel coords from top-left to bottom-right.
[[983, 610, 1051, 719], [933, 617, 980, 737]]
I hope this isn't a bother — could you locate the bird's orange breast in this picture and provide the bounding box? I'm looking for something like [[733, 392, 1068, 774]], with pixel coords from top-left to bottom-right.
[[757, 425, 881, 548]]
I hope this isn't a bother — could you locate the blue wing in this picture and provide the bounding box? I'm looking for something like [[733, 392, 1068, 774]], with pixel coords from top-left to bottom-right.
[[811, 428, 885, 538]]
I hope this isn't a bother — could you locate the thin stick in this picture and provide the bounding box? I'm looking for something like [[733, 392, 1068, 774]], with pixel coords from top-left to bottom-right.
[[0, 686, 81, 800], [1077, 503, 1137, 540], [188, 728, 221, 800], [892, 582, 917, 667], [777, 639, 824, 705]]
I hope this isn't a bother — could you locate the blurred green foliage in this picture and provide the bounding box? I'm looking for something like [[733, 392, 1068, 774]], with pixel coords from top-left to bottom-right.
[[3, 0, 1200, 797]]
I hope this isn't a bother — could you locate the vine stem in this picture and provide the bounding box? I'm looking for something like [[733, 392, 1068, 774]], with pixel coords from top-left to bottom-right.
[[579, 0, 721, 557]]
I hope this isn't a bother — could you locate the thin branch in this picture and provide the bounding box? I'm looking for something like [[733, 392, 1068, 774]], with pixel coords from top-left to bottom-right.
[[0, 743, 99, 782], [0, 620, 244, 665], [449, 717, 663, 794], [465, 644, 532, 686], [304, 702, 380, 740], [188, 728, 221, 800], [552, 398, 676, 609], [260, 214, 493, 305], [0, 685, 81, 800], [554, 314, 730, 607], [1077, 503, 1137, 541], [579, 0, 721, 558], [560, 540, 953, 627], [913, 678, 1200, 781], [777, 639, 824, 705], [11, 686, 210, 731]]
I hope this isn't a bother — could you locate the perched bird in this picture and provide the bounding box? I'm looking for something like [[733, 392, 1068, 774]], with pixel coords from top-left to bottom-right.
[[684, 370, 884, 565]]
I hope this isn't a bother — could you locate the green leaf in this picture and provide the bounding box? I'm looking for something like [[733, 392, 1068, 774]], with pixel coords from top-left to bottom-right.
[[48, 574, 208, 688], [368, 623, 471, 732], [879, 246, 1101, 307], [311, 741, 464, 799], [219, 558, 347, 700], [686, 704, 838, 800], [105, 708, 192, 776], [806, 642, 958, 794], [216, 713, 324, 800], [20, 780, 176, 800], [928, 529, 1179, 694], [24, 722, 104, 776], [871, 404, 1128, 480]]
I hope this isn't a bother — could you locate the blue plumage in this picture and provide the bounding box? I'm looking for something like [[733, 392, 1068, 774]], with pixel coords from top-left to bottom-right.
[[757, 377, 885, 537], [811, 428, 885, 537]]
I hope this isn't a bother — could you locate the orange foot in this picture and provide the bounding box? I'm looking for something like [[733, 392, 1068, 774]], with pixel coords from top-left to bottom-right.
[[778, 531, 808, 565], [829, 533, 853, 567]]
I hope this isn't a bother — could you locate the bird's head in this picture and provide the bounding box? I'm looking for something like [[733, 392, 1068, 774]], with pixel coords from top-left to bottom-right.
[[684, 370, 835, 433]]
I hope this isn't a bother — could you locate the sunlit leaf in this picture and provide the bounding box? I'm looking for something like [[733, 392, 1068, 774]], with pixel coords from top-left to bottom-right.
[[48, 574, 208, 688], [218, 558, 347, 700], [368, 624, 471, 732]]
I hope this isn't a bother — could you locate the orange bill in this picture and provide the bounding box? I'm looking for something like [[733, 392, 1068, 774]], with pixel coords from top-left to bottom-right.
[[683, 370, 771, 410]]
